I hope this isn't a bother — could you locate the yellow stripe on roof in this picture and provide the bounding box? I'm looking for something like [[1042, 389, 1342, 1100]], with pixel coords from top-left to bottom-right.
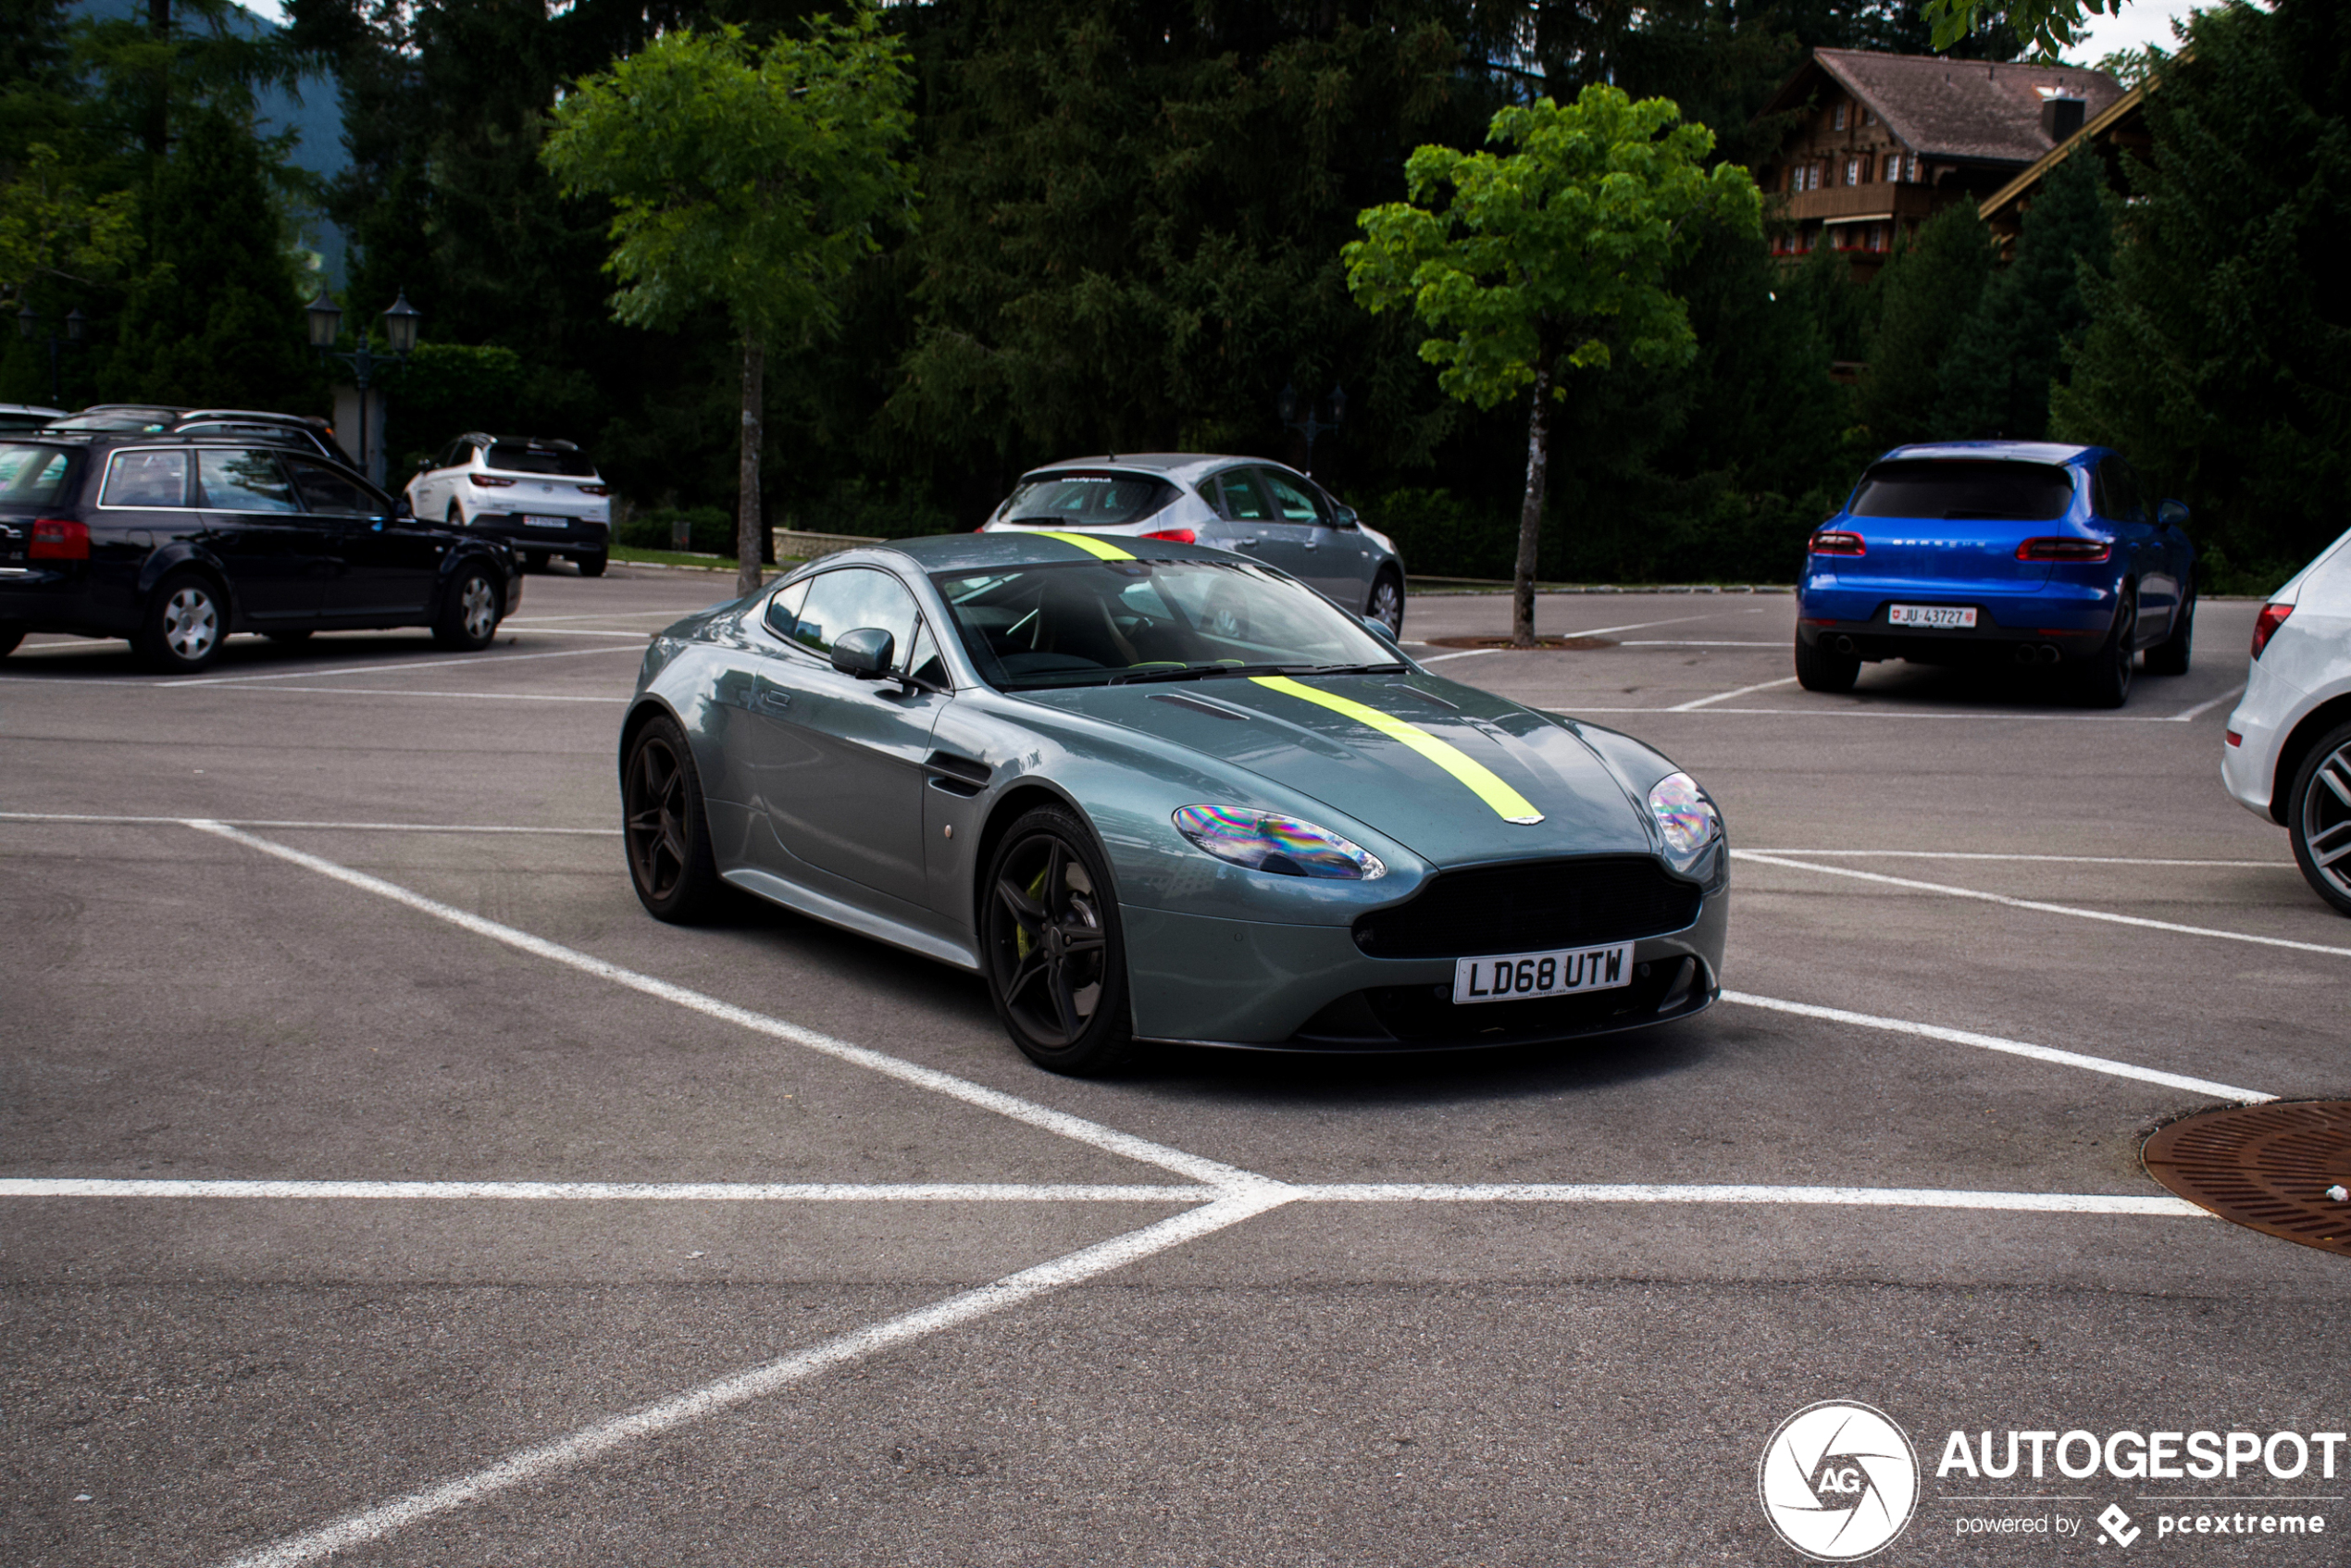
[[1032, 529, 1136, 561], [1250, 675, 1545, 825]]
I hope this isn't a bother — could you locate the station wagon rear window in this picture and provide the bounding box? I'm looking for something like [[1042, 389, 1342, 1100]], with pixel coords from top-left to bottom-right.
[[0, 443, 72, 505], [486, 443, 596, 477], [998, 472, 1178, 529], [1849, 460, 2076, 521]]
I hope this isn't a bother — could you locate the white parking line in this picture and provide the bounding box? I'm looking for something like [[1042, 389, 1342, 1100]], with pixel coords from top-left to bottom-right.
[[1723, 990, 2273, 1102], [1736, 850, 2286, 868], [1560, 706, 2237, 723], [215, 1187, 1297, 1568], [182, 820, 1259, 1189], [1665, 675, 1801, 712], [1416, 611, 1765, 664], [1621, 640, 1785, 647], [2170, 683, 2246, 722], [1735, 851, 2351, 962], [1300, 1183, 2208, 1216], [216, 686, 628, 703], [0, 812, 617, 834], [162, 645, 640, 687]]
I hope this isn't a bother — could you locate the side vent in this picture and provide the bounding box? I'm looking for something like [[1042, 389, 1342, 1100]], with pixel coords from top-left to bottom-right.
[[1148, 692, 1250, 721], [925, 750, 991, 797]]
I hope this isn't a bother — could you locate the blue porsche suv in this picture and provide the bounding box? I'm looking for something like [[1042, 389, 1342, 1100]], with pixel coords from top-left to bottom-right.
[[1795, 442, 2196, 708]]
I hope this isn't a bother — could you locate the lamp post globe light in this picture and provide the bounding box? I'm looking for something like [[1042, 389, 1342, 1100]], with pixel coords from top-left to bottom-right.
[[303, 288, 421, 485], [1277, 380, 1345, 476], [16, 303, 88, 406]]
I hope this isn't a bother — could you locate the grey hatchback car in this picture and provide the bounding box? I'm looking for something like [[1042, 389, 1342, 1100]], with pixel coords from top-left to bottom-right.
[[977, 454, 1408, 635]]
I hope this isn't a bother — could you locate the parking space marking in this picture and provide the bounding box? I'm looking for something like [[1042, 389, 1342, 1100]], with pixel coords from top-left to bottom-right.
[[215, 1187, 1297, 1568], [1621, 640, 1784, 647], [2170, 683, 2245, 722], [1665, 675, 1801, 712], [1415, 611, 1767, 664], [1737, 849, 2284, 868], [1300, 1183, 2208, 1216], [1736, 851, 2351, 962], [0, 812, 616, 833], [162, 645, 641, 688], [1723, 989, 2273, 1102], [1557, 706, 2226, 723], [181, 820, 1262, 1189], [210, 685, 628, 703]]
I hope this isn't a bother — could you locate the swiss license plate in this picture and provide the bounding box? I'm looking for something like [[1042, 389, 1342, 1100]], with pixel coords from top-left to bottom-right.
[[1887, 604, 1976, 628], [1453, 941, 1634, 1005], [520, 514, 569, 529]]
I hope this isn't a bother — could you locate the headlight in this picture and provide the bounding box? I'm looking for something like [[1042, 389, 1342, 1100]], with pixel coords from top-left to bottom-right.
[[1172, 805, 1387, 881], [1646, 772, 1720, 870]]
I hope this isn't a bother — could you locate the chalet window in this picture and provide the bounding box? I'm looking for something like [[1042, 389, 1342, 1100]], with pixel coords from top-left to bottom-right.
[[1907, 154, 1922, 182], [1833, 103, 1848, 131], [1884, 153, 1903, 182], [1845, 156, 1862, 186], [1870, 225, 1888, 252]]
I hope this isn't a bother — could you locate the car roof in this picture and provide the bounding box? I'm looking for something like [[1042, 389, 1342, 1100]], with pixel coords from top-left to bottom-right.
[[461, 432, 580, 452], [1877, 440, 2098, 466], [842, 530, 1245, 576], [0, 403, 65, 417], [175, 409, 330, 430], [1015, 453, 1299, 486]]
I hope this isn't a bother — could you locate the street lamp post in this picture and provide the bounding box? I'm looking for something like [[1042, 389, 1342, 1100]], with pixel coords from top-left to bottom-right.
[[1277, 380, 1346, 476], [304, 288, 421, 484], [16, 305, 87, 407]]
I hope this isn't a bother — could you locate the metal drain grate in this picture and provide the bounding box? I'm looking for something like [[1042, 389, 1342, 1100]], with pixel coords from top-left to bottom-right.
[[2143, 1101, 2351, 1259]]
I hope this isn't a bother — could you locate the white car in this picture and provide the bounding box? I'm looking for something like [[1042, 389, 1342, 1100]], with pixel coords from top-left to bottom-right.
[[2222, 526, 2351, 915], [404, 433, 613, 576]]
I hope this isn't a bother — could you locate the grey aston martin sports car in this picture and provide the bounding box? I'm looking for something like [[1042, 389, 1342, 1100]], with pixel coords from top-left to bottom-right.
[[620, 530, 1728, 1075]]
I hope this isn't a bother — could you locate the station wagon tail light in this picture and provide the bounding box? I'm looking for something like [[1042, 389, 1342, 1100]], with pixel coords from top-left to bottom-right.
[[2251, 602, 2294, 658], [1808, 529, 1865, 556], [1141, 528, 1196, 543], [1646, 772, 1720, 873], [578, 484, 610, 496], [2016, 537, 2112, 562], [468, 473, 516, 488], [28, 518, 89, 560], [1173, 805, 1386, 880]]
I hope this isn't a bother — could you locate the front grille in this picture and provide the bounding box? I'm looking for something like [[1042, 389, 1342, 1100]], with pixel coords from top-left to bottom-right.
[[1351, 855, 1700, 959]]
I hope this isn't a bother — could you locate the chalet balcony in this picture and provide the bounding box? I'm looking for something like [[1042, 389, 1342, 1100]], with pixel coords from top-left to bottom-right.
[[1773, 182, 1943, 224]]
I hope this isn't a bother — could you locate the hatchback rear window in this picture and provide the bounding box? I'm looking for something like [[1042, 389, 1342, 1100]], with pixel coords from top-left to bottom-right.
[[486, 443, 595, 477], [0, 443, 73, 505], [999, 472, 1178, 528], [1849, 460, 2076, 521]]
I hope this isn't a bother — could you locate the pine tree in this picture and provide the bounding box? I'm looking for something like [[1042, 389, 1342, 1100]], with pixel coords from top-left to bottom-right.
[[1857, 200, 1992, 447], [105, 104, 312, 408], [2051, 0, 2351, 587], [1932, 144, 2111, 440]]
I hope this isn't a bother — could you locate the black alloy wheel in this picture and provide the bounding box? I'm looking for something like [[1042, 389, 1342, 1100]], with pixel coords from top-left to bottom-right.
[[133, 570, 227, 673], [2288, 720, 2351, 918], [2145, 579, 2195, 677], [981, 805, 1135, 1076], [1367, 572, 1405, 637], [2074, 585, 2136, 709], [432, 564, 501, 651], [1792, 630, 1860, 694], [622, 716, 725, 921]]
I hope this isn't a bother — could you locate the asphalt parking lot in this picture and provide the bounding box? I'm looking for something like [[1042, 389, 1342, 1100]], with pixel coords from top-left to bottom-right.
[[3, 568, 2344, 1567]]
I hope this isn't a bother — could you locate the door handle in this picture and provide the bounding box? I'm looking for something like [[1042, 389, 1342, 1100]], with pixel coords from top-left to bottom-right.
[[755, 687, 793, 714], [1236, 538, 1262, 549]]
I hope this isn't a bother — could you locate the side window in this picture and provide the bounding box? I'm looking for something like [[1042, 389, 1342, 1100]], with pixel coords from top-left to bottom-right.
[[1260, 469, 1329, 526], [763, 578, 812, 643], [904, 621, 949, 690], [1215, 469, 1274, 523], [198, 449, 300, 513], [787, 566, 921, 670], [2098, 457, 2146, 523], [99, 449, 189, 508], [287, 459, 379, 516]]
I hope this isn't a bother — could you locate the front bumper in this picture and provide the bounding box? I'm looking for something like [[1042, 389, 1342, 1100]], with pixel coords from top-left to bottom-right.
[[1122, 890, 1727, 1051]]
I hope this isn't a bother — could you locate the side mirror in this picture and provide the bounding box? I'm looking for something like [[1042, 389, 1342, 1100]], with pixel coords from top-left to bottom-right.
[[1360, 613, 1400, 647], [1334, 506, 1360, 529], [2158, 499, 2190, 528], [392, 495, 414, 520], [829, 626, 894, 679]]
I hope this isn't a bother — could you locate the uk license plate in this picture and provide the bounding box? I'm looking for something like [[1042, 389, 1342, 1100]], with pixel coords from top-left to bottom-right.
[[1453, 941, 1634, 1005], [1888, 604, 1976, 628], [521, 514, 569, 529]]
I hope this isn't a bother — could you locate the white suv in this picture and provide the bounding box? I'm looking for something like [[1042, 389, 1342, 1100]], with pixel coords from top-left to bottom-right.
[[2222, 525, 2351, 915], [405, 433, 612, 576]]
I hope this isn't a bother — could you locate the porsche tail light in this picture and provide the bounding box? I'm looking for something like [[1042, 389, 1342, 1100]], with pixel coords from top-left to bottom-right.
[[468, 473, 516, 489], [1808, 529, 1865, 556], [2017, 536, 2112, 562], [28, 518, 89, 560], [1141, 528, 1196, 543], [2251, 602, 2294, 658]]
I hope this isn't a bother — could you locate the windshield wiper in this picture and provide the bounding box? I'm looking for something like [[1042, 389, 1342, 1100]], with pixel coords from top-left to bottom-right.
[[1299, 661, 1408, 676], [1110, 660, 1407, 686]]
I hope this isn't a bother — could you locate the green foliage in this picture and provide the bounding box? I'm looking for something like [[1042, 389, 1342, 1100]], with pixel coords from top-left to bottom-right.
[[382, 342, 524, 468], [1857, 201, 1993, 446], [0, 143, 140, 294], [1346, 85, 1762, 403], [617, 504, 734, 554], [1932, 147, 2111, 441], [1919, 0, 2120, 57], [542, 14, 917, 348], [104, 104, 314, 410], [2053, 0, 2351, 591]]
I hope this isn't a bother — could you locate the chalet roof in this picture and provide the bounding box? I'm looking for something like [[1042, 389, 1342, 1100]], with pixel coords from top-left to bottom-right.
[[1762, 49, 2128, 168]]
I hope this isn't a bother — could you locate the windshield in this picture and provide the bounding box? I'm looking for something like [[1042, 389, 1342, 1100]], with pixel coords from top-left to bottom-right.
[[932, 559, 1398, 691], [997, 471, 1178, 529], [1849, 460, 2077, 521], [0, 442, 74, 505], [486, 443, 596, 477]]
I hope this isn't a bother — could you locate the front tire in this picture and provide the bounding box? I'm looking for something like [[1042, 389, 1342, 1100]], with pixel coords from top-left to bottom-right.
[[2287, 720, 2351, 917], [981, 805, 1136, 1076], [432, 563, 501, 651], [2072, 586, 2136, 708], [578, 553, 607, 579], [133, 571, 228, 673], [1793, 631, 1860, 693], [1366, 571, 1404, 638], [622, 716, 728, 922]]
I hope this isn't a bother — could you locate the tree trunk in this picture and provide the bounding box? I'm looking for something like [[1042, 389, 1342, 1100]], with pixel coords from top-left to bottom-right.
[[736, 335, 765, 600], [1511, 362, 1553, 647]]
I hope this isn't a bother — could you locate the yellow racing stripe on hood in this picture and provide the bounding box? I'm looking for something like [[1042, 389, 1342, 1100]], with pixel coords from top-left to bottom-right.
[[1032, 529, 1136, 561], [1250, 675, 1546, 825]]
